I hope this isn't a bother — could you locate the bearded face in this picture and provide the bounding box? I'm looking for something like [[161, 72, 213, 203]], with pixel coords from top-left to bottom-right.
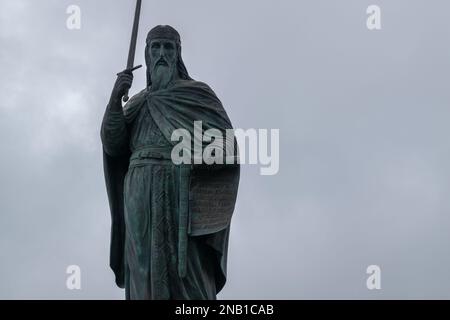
[[147, 39, 179, 91]]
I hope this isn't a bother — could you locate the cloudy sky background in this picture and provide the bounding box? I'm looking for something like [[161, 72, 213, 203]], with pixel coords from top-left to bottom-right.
[[1, 0, 450, 299]]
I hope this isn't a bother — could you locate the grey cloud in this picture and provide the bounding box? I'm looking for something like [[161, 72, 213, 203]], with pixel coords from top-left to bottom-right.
[[1, 0, 450, 299]]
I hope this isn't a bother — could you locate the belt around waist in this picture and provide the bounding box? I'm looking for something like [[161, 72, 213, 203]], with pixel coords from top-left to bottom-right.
[[129, 146, 173, 167]]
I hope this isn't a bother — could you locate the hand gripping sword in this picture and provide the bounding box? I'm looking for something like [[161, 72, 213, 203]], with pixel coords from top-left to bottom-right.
[[122, 0, 142, 102]]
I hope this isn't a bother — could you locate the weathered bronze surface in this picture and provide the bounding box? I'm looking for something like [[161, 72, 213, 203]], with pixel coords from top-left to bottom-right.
[[101, 24, 239, 300]]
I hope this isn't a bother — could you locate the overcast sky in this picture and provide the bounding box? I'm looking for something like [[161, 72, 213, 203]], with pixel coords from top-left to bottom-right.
[[1, 0, 450, 299]]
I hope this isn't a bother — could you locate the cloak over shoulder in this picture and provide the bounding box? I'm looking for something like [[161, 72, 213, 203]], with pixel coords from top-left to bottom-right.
[[101, 80, 239, 293]]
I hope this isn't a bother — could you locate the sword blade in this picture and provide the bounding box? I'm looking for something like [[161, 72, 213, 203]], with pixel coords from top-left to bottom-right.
[[123, 0, 142, 102], [126, 0, 142, 70]]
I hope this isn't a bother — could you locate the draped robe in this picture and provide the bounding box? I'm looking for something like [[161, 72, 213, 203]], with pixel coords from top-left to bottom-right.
[[101, 79, 239, 299]]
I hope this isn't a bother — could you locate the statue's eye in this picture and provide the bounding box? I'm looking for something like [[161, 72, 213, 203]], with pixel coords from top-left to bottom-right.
[[151, 43, 161, 49], [164, 43, 174, 50]]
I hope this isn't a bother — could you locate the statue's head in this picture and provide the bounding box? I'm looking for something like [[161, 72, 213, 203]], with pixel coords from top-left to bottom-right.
[[145, 25, 192, 90]]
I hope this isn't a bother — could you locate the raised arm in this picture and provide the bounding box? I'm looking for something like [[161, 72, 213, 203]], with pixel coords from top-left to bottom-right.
[[101, 70, 133, 157]]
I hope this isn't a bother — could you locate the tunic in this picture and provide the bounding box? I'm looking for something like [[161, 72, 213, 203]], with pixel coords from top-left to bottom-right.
[[103, 99, 216, 300], [101, 80, 239, 300]]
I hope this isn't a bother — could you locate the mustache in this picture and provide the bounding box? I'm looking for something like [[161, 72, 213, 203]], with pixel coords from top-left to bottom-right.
[[155, 59, 168, 67]]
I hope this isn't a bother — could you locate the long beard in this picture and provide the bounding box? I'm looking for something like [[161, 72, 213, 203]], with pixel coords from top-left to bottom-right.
[[150, 64, 176, 91]]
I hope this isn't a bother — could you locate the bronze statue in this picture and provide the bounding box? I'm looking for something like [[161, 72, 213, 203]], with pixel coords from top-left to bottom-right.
[[101, 23, 239, 300]]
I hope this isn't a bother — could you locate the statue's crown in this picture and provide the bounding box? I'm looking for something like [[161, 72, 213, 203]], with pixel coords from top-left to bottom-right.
[[146, 25, 181, 44]]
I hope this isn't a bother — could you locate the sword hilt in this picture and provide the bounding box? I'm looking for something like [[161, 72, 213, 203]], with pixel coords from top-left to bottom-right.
[[118, 64, 142, 103], [123, 91, 130, 103]]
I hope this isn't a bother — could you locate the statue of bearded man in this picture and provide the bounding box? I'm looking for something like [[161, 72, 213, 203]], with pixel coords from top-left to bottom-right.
[[101, 25, 239, 300]]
